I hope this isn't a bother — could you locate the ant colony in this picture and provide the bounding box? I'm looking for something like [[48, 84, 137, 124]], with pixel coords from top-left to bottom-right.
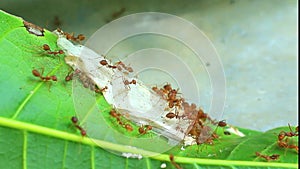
[[54, 30, 224, 152]]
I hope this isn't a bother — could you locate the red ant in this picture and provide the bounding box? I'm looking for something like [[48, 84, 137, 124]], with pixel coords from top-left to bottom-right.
[[285, 124, 298, 137], [71, 116, 86, 136], [163, 83, 172, 92], [110, 109, 132, 131], [99, 60, 108, 66], [52, 16, 62, 28], [64, 32, 85, 42], [277, 124, 299, 153], [123, 79, 136, 86], [115, 61, 134, 73], [169, 154, 182, 169], [32, 69, 57, 82], [278, 124, 298, 142], [95, 86, 108, 93], [152, 86, 165, 99], [217, 120, 227, 127], [108, 65, 117, 69], [212, 120, 227, 135], [277, 140, 298, 153], [125, 66, 133, 73], [110, 110, 121, 124], [106, 7, 126, 23], [124, 124, 133, 132], [255, 152, 280, 162], [185, 108, 216, 147], [153, 84, 183, 109], [65, 72, 73, 82], [42, 44, 64, 55], [165, 111, 184, 119], [165, 112, 176, 119], [138, 125, 152, 135], [99, 59, 118, 69]]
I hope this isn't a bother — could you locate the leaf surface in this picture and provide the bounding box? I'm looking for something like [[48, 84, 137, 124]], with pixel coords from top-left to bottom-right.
[[0, 10, 298, 169]]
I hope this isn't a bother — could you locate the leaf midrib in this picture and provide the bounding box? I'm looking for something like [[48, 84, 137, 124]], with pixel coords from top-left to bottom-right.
[[0, 117, 297, 168]]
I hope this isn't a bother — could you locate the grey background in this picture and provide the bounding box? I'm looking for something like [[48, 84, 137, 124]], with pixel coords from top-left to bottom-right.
[[1, 0, 297, 131]]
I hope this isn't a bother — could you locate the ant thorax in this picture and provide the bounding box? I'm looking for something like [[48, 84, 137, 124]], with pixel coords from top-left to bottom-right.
[[55, 31, 203, 145]]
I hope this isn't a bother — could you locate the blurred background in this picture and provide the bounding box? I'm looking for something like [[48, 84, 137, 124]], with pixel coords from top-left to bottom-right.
[[1, 0, 297, 131]]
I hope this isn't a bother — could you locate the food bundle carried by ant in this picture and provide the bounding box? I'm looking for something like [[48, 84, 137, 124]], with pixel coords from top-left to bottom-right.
[[70, 68, 108, 94], [277, 124, 298, 153], [55, 30, 223, 149]]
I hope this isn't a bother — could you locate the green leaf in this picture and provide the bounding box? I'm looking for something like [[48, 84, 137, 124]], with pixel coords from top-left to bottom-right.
[[0, 10, 298, 169]]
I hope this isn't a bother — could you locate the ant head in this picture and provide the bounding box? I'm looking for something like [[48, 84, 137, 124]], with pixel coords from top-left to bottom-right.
[[71, 116, 78, 124]]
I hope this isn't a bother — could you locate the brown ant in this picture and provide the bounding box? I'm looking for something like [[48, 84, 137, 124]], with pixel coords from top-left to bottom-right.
[[255, 152, 280, 162], [71, 116, 87, 137], [32, 69, 57, 82], [42, 44, 64, 55], [169, 154, 182, 169]]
